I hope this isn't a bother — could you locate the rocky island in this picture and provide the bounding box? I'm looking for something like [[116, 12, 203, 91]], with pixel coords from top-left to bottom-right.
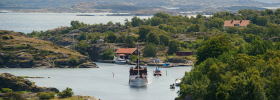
[[0, 30, 98, 68], [0, 73, 99, 100]]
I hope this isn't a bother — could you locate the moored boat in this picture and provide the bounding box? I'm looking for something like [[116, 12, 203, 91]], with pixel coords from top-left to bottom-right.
[[153, 58, 161, 76], [114, 57, 126, 64], [153, 67, 161, 76], [170, 83, 175, 89], [175, 78, 181, 86]]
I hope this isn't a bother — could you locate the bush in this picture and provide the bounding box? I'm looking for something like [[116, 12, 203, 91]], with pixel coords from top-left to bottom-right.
[[101, 49, 114, 60], [2, 36, 9, 40], [143, 43, 157, 57], [1, 88, 12, 93], [57, 87, 73, 98], [130, 55, 137, 62], [3, 92, 26, 100], [9, 36, 14, 39], [69, 57, 79, 66], [37, 92, 55, 100]]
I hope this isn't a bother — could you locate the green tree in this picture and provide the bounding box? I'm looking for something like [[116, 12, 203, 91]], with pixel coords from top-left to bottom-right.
[[125, 36, 135, 48], [69, 57, 79, 67], [101, 48, 114, 60], [257, 16, 268, 26], [131, 16, 143, 27], [146, 32, 160, 45], [37, 92, 55, 100], [167, 40, 181, 55], [189, 24, 200, 32], [107, 21, 114, 25], [275, 9, 280, 16], [77, 32, 87, 41], [1, 88, 12, 93], [57, 87, 74, 98], [196, 36, 232, 65], [159, 34, 170, 46], [125, 18, 132, 27], [208, 17, 224, 30], [75, 40, 89, 56], [3, 92, 26, 100], [143, 43, 157, 57], [151, 17, 162, 26], [196, 14, 203, 19], [154, 12, 171, 19], [138, 25, 153, 41], [130, 54, 137, 62], [105, 31, 117, 43], [226, 26, 240, 34]]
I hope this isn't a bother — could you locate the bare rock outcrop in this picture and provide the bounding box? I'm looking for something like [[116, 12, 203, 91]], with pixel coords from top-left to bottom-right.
[[0, 73, 59, 93]]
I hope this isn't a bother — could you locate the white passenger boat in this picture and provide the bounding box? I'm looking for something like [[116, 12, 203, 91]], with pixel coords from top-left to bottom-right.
[[129, 42, 148, 87]]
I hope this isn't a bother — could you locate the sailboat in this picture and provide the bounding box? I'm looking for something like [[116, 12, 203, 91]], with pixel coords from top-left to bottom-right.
[[153, 58, 162, 76], [129, 42, 148, 87]]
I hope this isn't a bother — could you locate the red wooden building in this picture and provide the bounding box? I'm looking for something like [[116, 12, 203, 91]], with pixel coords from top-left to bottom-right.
[[176, 51, 193, 56], [115, 48, 140, 60]]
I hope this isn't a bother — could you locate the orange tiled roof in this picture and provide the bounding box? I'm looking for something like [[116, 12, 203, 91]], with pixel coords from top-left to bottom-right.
[[224, 20, 250, 27], [115, 48, 137, 54]]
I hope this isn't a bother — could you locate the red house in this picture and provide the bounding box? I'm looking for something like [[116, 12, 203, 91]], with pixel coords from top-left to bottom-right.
[[115, 48, 140, 60], [176, 51, 193, 56]]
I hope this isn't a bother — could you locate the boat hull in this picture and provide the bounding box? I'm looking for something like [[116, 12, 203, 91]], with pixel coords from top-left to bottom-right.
[[115, 61, 126, 64], [129, 76, 148, 87]]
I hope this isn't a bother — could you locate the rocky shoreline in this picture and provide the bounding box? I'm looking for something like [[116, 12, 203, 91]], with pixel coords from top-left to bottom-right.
[[0, 73, 59, 93], [0, 73, 99, 100]]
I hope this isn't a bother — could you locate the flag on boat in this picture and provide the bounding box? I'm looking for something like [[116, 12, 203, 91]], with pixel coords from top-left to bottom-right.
[[157, 58, 160, 63], [154, 58, 157, 63]]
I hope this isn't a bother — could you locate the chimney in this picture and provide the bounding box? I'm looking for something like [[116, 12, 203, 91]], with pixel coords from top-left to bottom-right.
[[231, 20, 233, 23], [240, 20, 242, 23]]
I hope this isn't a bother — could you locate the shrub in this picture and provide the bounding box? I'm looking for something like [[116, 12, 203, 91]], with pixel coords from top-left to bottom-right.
[[3, 92, 26, 100], [1, 88, 12, 93], [37, 92, 55, 100], [9, 36, 14, 39], [57, 87, 73, 98], [101, 49, 114, 60], [143, 43, 157, 57], [69, 57, 79, 66], [130, 55, 137, 62], [2, 36, 9, 40]]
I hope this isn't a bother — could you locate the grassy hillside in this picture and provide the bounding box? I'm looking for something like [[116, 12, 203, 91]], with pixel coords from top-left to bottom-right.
[[0, 30, 97, 68]]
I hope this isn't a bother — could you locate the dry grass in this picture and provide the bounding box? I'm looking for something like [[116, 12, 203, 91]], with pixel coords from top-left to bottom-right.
[[1, 33, 84, 58]]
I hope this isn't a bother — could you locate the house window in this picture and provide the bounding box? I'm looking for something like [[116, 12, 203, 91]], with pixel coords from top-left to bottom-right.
[[234, 24, 239, 26]]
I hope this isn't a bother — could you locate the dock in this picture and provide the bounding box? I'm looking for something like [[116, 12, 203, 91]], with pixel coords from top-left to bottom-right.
[[98, 60, 115, 63]]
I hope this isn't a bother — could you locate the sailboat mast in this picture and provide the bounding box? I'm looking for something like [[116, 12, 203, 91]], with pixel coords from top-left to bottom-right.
[[137, 42, 139, 76]]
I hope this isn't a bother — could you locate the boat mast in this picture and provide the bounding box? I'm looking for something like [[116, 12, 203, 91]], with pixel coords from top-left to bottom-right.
[[137, 41, 139, 76]]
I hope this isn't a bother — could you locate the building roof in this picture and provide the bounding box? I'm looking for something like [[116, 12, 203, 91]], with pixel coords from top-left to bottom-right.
[[115, 48, 137, 54], [224, 20, 250, 27]]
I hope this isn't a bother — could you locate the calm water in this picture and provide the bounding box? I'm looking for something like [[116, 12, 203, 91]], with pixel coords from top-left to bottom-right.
[[0, 63, 192, 100], [0, 13, 152, 33]]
